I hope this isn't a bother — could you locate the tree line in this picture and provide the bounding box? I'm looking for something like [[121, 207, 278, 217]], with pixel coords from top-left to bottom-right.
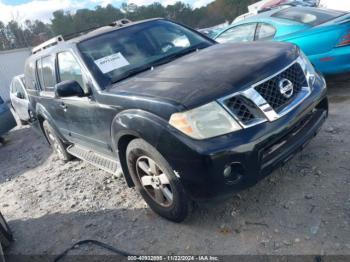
[[0, 0, 257, 51]]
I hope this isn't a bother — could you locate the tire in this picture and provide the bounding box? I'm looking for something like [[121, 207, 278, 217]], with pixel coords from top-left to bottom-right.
[[42, 120, 72, 162], [126, 139, 191, 222], [0, 213, 13, 249]]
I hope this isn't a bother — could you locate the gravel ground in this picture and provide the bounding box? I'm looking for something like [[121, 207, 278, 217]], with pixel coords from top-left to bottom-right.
[[0, 78, 350, 260]]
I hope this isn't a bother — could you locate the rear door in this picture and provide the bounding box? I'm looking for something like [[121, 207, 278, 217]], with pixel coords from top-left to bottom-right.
[[36, 55, 70, 138]]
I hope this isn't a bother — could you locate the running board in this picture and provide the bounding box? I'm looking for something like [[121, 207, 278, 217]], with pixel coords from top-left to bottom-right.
[[67, 144, 120, 175]]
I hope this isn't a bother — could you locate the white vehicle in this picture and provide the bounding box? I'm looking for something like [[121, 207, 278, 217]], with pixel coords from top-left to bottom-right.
[[319, 0, 350, 12], [9, 75, 30, 124]]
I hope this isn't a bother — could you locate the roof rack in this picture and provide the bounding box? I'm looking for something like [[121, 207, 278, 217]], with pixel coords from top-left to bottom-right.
[[31, 35, 64, 54], [63, 19, 132, 41]]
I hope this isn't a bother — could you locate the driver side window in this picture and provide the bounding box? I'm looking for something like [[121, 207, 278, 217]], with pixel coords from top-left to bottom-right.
[[256, 23, 276, 41], [216, 23, 257, 43], [57, 52, 84, 88]]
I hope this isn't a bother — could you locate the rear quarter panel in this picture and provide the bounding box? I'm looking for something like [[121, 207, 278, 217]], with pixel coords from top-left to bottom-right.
[[275, 23, 350, 56]]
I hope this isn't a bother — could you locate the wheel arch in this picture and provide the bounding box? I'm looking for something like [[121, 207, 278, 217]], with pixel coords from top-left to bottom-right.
[[111, 109, 170, 188]]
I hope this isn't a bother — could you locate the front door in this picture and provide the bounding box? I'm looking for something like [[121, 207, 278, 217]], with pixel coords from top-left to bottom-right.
[[56, 51, 115, 155]]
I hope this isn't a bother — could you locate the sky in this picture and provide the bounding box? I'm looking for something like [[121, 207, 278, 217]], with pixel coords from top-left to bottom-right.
[[0, 0, 215, 24]]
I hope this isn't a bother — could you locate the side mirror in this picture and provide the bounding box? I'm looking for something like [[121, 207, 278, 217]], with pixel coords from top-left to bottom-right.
[[16, 92, 24, 99], [55, 80, 85, 98]]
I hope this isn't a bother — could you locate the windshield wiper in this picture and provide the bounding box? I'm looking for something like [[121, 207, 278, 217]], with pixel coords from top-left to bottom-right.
[[151, 44, 206, 67], [110, 65, 152, 84]]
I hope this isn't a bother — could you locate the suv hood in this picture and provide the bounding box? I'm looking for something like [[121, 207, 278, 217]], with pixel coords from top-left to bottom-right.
[[108, 42, 299, 109]]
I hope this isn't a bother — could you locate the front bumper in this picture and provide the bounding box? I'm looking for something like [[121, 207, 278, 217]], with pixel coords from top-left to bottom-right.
[[157, 74, 328, 199]]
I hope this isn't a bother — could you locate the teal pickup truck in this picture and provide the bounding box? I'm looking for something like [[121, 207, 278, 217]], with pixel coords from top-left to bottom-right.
[[0, 96, 16, 144]]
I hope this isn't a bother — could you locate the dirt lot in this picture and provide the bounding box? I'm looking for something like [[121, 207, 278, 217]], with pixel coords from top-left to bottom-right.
[[0, 78, 350, 260]]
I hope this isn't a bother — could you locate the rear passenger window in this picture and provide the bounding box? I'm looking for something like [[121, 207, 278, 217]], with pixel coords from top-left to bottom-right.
[[42, 56, 56, 89], [57, 52, 84, 88], [37, 56, 56, 90], [256, 23, 276, 41]]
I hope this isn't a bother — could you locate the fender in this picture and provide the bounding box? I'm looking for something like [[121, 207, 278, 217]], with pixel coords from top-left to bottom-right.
[[111, 109, 172, 187], [111, 109, 170, 152]]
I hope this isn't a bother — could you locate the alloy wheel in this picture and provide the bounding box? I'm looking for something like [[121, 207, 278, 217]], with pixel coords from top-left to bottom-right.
[[135, 156, 173, 207]]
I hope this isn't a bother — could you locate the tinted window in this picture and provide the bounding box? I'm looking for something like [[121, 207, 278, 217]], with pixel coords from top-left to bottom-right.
[[57, 52, 84, 88], [215, 23, 257, 43], [256, 23, 276, 40], [272, 7, 345, 26], [78, 20, 213, 88], [41, 56, 56, 89]]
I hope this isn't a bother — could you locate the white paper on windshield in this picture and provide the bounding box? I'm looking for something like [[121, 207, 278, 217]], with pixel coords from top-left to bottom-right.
[[94, 52, 130, 74]]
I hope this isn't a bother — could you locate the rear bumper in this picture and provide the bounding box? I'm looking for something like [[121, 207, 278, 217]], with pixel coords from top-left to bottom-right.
[[156, 74, 328, 199], [310, 45, 350, 75]]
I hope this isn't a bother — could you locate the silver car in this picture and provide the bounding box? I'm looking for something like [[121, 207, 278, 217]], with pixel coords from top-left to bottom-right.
[[10, 75, 30, 124]]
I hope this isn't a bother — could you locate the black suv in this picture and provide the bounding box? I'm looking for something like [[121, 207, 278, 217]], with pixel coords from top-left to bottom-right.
[[25, 19, 328, 222]]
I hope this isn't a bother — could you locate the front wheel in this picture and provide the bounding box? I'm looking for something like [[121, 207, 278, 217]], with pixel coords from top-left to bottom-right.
[[126, 139, 191, 222]]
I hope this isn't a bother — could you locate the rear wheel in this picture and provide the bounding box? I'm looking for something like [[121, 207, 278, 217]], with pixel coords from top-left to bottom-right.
[[0, 213, 13, 249], [126, 139, 190, 222], [42, 120, 72, 162]]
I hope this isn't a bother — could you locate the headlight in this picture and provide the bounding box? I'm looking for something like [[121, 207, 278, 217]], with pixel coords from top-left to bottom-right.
[[169, 102, 242, 139], [300, 50, 316, 87]]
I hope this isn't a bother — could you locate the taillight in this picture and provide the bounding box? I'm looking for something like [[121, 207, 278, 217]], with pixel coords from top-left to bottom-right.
[[337, 31, 350, 47]]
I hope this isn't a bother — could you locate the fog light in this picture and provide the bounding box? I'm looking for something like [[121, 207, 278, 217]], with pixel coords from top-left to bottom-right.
[[223, 162, 244, 185]]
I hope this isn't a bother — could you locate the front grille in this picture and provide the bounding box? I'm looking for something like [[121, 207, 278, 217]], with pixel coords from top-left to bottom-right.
[[223, 96, 262, 126], [225, 97, 255, 123], [255, 63, 307, 112]]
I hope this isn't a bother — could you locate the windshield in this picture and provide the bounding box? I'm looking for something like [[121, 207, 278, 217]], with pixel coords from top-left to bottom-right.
[[78, 20, 213, 88]]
